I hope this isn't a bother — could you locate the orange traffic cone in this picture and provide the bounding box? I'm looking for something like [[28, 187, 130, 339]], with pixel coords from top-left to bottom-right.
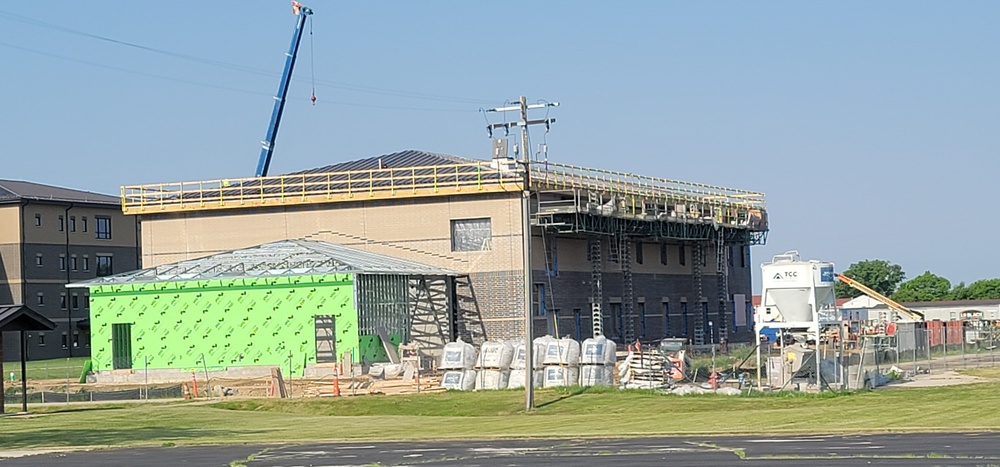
[[332, 372, 341, 397]]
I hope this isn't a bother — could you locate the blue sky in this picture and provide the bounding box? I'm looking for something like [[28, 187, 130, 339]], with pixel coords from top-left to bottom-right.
[[2, 1, 997, 291]]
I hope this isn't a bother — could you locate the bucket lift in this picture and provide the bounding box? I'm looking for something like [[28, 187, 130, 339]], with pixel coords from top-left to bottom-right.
[[255, 2, 314, 177]]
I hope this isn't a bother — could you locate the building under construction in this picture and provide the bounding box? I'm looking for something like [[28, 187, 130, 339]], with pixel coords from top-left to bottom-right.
[[118, 149, 768, 352]]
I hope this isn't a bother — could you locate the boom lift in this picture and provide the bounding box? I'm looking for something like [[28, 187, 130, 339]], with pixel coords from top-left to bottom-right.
[[255, 1, 314, 177], [836, 273, 925, 321]]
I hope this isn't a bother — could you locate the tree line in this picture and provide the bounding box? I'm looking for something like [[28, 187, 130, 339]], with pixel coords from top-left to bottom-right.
[[834, 259, 1000, 302]]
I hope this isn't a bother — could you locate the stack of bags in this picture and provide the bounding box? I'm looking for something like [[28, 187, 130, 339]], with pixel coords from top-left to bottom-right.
[[474, 340, 514, 390], [439, 339, 477, 390], [540, 336, 581, 387], [580, 336, 617, 386], [508, 339, 545, 388]]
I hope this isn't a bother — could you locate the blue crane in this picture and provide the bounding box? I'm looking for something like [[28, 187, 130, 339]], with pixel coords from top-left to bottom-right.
[[255, 1, 314, 177]]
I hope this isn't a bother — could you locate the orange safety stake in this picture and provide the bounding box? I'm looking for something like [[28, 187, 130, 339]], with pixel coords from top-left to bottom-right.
[[709, 371, 718, 390], [190, 371, 199, 398]]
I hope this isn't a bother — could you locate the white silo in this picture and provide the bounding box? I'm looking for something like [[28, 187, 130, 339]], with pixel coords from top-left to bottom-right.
[[757, 251, 836, 326]]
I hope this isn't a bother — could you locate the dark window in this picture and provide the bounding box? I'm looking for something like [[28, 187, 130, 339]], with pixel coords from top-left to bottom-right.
[[36, 293, 44, 306], [450, 218, 491, 251], [83, 256, 90, 271], [660, 242, 668, 265], [84, 294, 90, 309], [609, 302, 622, 338], [639, 302, 646, 338], [543, 235, 558, 277], [60, 294, 67, 309], [34, 214, 41, 227], [58, 215, 64, 231], [728, 246, 734, 267], [70, 256, 78, 271], [681, 302, 689, 336], [73, 331, 80, 348], [679, 245, 686, 266], [71, 294, 79, 309], [61, 333, 68, 349], [635, 242, 643, 265], [741, 246, 747, 268], [96, 255, 113, 276], [59, 255, 66, 271], [69, 216, 76, 232], [38, 333, 45, 347], [82, 217, 88, 232], [35, 254, 42, 267], [663, 302, 670, 337], [533, 283, 546, 316], [96, 217, 112, 239]]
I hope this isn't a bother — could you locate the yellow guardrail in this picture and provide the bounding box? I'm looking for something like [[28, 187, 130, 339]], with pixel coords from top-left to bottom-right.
[[121, 159, 767, 224]]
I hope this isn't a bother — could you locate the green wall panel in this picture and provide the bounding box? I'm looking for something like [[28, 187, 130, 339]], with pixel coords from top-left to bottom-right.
[[358, 334, 402, 363], [89, 274, 357, 377]]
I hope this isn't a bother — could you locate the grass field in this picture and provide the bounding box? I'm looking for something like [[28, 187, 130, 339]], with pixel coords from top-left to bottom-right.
[[2, 372, 998, 451], [1, 356, 89, 381]]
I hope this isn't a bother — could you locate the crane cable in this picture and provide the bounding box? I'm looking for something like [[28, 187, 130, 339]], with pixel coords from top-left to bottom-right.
[[309, 15, 317, 105]]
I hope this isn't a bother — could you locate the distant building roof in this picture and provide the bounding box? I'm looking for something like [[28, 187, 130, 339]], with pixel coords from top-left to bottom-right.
[[69, 239, 456, 287], [0, 179, 119, 205], [285, 149, 479, 175]]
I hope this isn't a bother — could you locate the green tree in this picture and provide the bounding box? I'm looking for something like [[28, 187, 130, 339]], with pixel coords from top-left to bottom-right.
[[835, 259, 906, 298], [891, 271, 951, 302], [949, 279, 1000, 300]]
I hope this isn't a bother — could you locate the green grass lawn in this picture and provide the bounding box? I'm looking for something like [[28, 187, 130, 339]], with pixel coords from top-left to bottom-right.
[[2, 379, 998, 451], [1, 356, 89, 381]]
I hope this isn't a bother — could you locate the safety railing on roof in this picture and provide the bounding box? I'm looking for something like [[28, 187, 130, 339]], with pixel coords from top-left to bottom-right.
[[120, 159, 766, 223], [121, 162, 525, 214], [529, 160, 766, 210]]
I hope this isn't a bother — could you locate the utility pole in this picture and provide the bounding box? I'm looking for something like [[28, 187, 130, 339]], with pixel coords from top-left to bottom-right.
[[485, 96, 557, 411]]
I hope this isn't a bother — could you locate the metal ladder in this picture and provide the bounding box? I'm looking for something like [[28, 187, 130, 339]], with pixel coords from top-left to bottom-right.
[[588, 235, 604, 337], [621, 236, 635, 344], [715, 228, 729, 339], [692, 242, 705, 346]]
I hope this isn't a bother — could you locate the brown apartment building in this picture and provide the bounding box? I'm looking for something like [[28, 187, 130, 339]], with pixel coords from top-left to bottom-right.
[[120, 150, 768, 349], [0, 180, 139, 360]]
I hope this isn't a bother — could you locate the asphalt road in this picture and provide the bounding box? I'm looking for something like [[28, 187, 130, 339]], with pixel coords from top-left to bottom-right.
[[3, 433, 1000, 466]]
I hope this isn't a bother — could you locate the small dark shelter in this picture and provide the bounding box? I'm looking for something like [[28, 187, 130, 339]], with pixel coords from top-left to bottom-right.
[[0, 305, 57, 414]]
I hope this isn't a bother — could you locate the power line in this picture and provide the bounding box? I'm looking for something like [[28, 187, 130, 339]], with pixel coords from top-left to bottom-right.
[[0, 9, 499, 106]]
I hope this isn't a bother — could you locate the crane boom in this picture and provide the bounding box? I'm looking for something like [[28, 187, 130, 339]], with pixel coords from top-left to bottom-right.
[[836, 273, 925, 321], [255, 2, 313, 177]]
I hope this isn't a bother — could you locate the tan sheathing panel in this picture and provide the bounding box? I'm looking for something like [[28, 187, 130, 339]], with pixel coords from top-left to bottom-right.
[[140, 194, 524, 274]]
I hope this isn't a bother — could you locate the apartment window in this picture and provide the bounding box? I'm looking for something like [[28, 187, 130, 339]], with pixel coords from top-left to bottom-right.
[[741, 246, 747, 268], [96, 216, 112, 239], [35, 254, 43, 267], [70, 255, 78, 271], [69, 216, 76, 232], [38, 332, 45, 347], [71, 294, 79, 309], [81, 217, 88, 232], [59, 255, 66, 271], [679, 245, 686, 266], [73, 331, 80, 348], [659, 242, 668, 266], [60, 293, 67, 309], [450, 218, 491, 252], [532, 283, 546, 316], [84, 293, 90, 310], [543, 235, 558, 277], [728, 246, 734, 267], [34, 214, 41, 227], [58, 215, 65, 231], [82, 255, 90, 271], [96, 255, 113, 276], [635, 242, 644, 265], [61, 332, 68, 349], [36, 293, 44, 306]]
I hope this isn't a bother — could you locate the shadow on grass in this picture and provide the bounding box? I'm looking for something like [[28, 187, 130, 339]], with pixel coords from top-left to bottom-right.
[[0, 426, 268, 450], [536, 386, 594, 409]]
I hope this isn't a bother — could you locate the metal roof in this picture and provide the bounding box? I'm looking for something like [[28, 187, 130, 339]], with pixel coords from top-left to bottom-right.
[[284, 149, 480, 175], [0, 305, 57, 332], [0, 179, 119, 205], [68, 239, 456, 288]]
